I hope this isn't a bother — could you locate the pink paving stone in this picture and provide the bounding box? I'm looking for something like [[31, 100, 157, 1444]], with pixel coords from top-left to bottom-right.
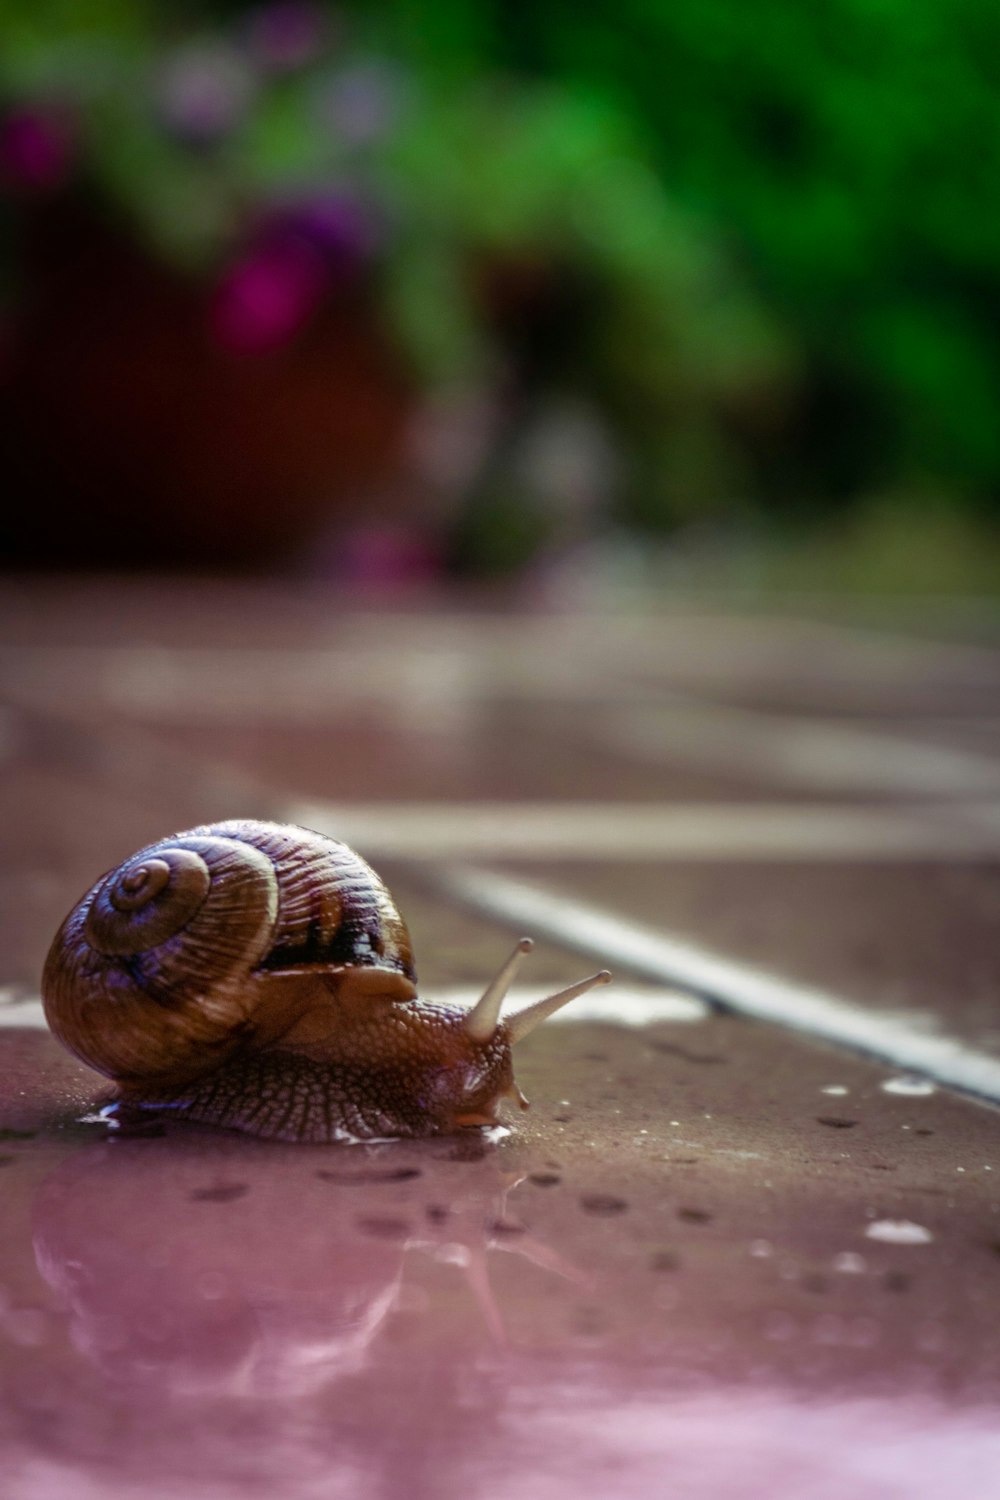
[[3, 582, 1000, 1496]]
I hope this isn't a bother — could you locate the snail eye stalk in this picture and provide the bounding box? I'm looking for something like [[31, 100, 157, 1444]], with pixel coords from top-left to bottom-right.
[[463, 937, 534, 1042], [463, 938, 611, 1044], [504, 971, 612, 1043]]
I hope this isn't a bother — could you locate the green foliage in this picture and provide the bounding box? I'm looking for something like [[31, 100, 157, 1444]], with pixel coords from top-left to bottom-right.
[[4, 0, 1000, 548], [482, 0, 1000, 509]]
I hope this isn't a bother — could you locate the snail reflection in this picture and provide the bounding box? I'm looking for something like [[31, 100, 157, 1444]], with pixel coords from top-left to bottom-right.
[[31, 1135, 589, 1397], [42, 819, 610, 1142]]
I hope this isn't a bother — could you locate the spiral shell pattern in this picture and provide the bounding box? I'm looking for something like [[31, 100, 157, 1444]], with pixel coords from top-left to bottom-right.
[[42, 819, 416, 1090], [84, 849, 211, 956]]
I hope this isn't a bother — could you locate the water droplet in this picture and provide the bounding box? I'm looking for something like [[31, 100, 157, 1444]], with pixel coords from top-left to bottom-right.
[[580, 1193, 628, 1216], [529, 1172, 561, 1188], [833, 1251, 866, 1274], [190, 1183, 249, 1203], [865, 1220, 933, 1245], [882, 1076, 937, 1097], [821, 1085, 849, 1096]]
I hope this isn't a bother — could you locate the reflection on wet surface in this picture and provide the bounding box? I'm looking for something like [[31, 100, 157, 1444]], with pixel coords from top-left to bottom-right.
[[31, 1136, 572, 1389], [5, 1009, 1000, 1499]]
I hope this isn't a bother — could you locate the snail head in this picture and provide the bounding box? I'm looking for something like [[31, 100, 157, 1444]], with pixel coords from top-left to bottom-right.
[[450, 939, 611, 1127]]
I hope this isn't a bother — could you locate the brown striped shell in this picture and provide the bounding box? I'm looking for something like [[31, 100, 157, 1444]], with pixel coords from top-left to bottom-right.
[[42, 820, 417, 1093]]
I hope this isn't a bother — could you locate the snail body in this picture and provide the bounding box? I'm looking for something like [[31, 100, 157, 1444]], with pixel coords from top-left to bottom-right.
[[42, 819, 609, 1142]]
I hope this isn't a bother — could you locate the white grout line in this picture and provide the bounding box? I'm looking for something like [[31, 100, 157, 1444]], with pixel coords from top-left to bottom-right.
[[603, 701, 1000, 795], [4, 610, 1000, 715], [595, 610, 1000, 684], [0, 643, 640, 718], [291, 799, 1000, 861], [0, 999, 46, 1027], [6, 631, 1000, 801], [433, 864, 1000, 1107]]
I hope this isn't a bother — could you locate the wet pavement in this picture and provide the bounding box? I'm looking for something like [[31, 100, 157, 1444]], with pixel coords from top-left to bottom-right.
[[3, 579, 1000, 1498]]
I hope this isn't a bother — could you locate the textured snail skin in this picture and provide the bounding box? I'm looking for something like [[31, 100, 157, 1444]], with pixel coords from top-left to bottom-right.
[[41, 819, 515, 1143], [146, 1005, 515, 1144]]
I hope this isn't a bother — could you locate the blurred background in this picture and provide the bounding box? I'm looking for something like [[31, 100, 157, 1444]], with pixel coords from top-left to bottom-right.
[[2, 0, 1000, 597]]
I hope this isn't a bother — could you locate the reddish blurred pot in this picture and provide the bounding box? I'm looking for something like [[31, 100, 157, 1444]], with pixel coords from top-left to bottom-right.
[[1, 199, 414, 570]]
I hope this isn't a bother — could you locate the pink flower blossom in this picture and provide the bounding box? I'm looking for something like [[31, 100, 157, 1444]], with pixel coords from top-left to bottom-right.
[[0, 108, 73, 191], [210, 239, 328, 353]]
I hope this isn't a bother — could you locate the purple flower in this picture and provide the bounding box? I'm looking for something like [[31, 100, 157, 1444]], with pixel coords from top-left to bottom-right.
[[0, 108, 73, 191], [211, 238, 328, 353], [266, 191, 381, 268]]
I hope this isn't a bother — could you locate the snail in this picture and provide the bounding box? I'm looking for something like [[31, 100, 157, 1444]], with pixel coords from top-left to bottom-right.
[[41, 819, 611, 1142]]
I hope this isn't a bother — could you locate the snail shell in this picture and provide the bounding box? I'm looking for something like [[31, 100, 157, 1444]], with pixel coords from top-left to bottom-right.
[[42, 819, 610, 1142]]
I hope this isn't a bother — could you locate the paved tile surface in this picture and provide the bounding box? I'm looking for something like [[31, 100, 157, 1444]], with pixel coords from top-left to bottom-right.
[[3, 579, 1000, 1499]]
